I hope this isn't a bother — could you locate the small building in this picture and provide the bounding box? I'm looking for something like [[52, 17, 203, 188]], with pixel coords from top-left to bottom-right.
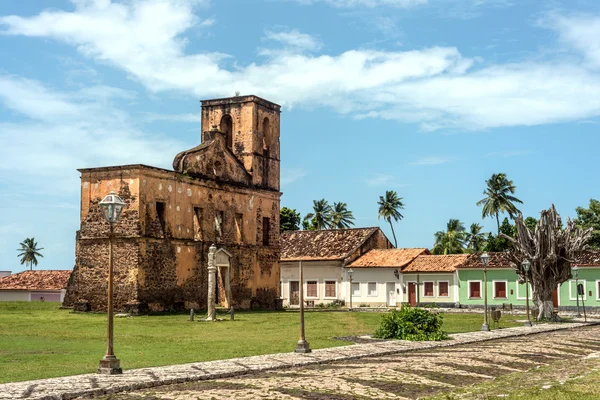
[[280, 228, 393, 307], [0, 271, 11, 278], [348, 248, 429, 307], [0, 270, 72, 302]]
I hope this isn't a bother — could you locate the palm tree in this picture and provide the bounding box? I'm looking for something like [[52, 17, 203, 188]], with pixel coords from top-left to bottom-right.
[[466, 223, 486, 252], [432, 219, 467, 255], [476, 173, 523, 233], [304, 199, 332, 230], [331, 202, 355, 229], [17, 238, 44, 271], [377, 190, 405, 248]]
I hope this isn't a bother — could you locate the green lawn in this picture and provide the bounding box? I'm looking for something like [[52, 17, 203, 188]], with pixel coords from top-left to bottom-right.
[[0, 302, 521, 383]]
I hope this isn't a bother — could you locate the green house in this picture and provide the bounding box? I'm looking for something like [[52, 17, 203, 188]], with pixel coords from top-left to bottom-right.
[[456, 251, 600, 311]]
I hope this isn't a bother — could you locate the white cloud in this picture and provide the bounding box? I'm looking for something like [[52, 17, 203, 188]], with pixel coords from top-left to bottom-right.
[[264, 28, 322, 52], [281, 168, 307, 185], [410, 156, 455, 166], [143, 112, 200, 123], [0, 75, 183, 193], [363, 174, 406, 187], [1, 2, 599, 131], [292, 0, 427, 7]]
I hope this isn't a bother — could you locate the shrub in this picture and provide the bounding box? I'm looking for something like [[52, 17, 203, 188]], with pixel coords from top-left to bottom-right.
[[373, 306, 449, 341], [359, 303, 369, 308]]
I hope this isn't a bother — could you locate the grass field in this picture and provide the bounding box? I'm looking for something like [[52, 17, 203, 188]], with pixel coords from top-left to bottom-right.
[[0, 302, 522, 383]]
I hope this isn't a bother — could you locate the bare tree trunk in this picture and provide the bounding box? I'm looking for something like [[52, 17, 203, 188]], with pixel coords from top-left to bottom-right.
[[533, 286, 554, 320]]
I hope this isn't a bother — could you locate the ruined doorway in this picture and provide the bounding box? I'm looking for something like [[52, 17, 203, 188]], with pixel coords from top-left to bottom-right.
[[290, 281, 299, 306], [215, 248, 232, 308]]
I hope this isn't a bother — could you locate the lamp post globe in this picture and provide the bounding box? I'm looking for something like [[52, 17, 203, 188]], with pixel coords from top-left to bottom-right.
[[480, 252, 490, 332], [521, 259, 532, 327], [98, 191, 126, 375]]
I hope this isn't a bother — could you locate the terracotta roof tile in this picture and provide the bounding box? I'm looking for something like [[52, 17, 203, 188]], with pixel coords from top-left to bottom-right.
[[0, 270, 72, 291], [349, 248, 430, 268], [460, 252, 514, 269], [574, 250, 600, 266], [281, 228, 379, 261], [402, 254, 470, 272]]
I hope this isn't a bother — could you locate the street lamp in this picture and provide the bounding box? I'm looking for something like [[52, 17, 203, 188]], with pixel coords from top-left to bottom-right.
[[480, 252, 490, 332], [522, 259, 532, 327], [347, 268, 354, 311], [295, 261, 311, 353], [98, 191, 125, 374], [572, 265, 581, 317]]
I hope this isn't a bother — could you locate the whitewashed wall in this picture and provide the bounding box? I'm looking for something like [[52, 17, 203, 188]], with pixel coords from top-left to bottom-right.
[[280, 261, 344, 306], [345, 268, 401, 307], [401, 272, 458, 304], [0, 290, 30, 301]]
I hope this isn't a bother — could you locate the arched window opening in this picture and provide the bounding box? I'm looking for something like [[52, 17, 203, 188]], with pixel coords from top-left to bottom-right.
[[263, 117, 271, 151], [220, 115, 233, 149]]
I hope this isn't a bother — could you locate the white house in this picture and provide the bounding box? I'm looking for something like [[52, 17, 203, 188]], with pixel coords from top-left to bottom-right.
[[0, 270, 71, 302], [280, 227, 393, 307]]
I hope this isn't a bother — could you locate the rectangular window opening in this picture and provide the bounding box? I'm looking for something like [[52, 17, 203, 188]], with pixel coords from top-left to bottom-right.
[[156, 201, 166, 235], [424, 282, 434, 297], [438, 282, 449, 297], [306, 280, 318, 298], [351, 282, 360, 296], [262, 217, 270, 246], [193, 207, 203, 241], [469, 282, 481, 299], [235, 213, 243, 243], [325, 281, 336, 298], [215, 211, 223, 242], [368, 282, 377, 296], [494, 281, 507, 299]]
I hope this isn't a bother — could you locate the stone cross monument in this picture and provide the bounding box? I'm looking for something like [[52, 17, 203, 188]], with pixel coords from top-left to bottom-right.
[[206, 244, 217, 321]]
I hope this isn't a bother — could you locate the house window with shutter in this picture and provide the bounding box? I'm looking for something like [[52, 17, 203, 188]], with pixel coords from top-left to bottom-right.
[[438, 281, 449, 297], [494, 281, 507, 299], [306, 281, 318, 298], [469, 281, 481, 299], [424, 282, 434, 297], [325, 281, 337, 298]]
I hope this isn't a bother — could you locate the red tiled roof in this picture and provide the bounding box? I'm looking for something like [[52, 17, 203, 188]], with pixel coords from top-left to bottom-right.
[[0, 270, 72, 291], [574, 250, 600, 266], [349, 248, 430, 268], [461, 252, 515, 269], [281, 228, 379, 261], [403, 254, 470, 273]]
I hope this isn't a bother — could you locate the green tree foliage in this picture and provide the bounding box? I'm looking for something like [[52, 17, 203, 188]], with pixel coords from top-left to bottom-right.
[[575, 199, 600, 249], [524, 216, 538, 232], [377, 190, 405, 248], [280, 207, 301, 232], [484, 218, 516, 252], [466, 223, 486, 252], [373, 307, 449, 341], [17, 238, 44, 271], [331, 202, 355, 229], [432, 219, 467, 255], [304, 199, 332, 230], [476, 173, 523, 233], [302, 218, 317, 231]]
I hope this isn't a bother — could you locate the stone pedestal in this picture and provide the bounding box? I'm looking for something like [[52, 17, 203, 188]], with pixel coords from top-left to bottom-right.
[[206, 244, 217, 321], [98, 355, 122, 375], [295, 340, 311, 353]]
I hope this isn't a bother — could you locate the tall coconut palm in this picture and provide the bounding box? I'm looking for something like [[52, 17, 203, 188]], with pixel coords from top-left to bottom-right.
[[466, 223, 486, 252], [432, 219, 467, 255], [377, 190, 405, 248], [17, 238, 44, 271], [304, 199, 332, 230], [331, 202, 355, 229], [476, 173, 523, 233]]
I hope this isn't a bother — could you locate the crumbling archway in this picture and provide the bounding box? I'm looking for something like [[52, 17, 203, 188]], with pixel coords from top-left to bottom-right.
[[220, 114, 233, 149]]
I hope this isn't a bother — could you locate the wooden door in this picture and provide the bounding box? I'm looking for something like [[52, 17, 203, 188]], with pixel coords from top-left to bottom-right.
[[408, 283, 417, 306], [290, 281, 300, 306], [552, 287, 559, 308]]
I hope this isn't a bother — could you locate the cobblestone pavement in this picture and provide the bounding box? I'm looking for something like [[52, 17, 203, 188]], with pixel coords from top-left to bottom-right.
[[0, 322, 597, 400]]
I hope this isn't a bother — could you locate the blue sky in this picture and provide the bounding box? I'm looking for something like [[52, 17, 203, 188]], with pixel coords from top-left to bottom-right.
[[0, 0, 599, 272]]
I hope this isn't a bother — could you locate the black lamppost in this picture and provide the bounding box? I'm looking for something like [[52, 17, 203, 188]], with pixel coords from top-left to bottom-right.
[[572, 265, 581, 317], [98, 191, 125, 374], [522, 259, 532, 327], [347, 268, 354, 311], [481, 252, 490, 332], [295, 261, 311, 353]]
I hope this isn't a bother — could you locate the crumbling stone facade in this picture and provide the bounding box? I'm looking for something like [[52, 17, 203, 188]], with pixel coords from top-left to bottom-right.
[[64, 96, 282, 312]]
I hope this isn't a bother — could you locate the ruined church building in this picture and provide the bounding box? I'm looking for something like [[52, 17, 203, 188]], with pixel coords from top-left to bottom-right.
[[64, 96, 282, 312]]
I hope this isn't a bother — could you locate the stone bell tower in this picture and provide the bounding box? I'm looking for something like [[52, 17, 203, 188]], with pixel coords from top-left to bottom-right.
[[200, 95, 281, 191]]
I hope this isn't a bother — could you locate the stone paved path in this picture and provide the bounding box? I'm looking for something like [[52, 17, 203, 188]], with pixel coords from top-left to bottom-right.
[[0, 322, 597, 400]]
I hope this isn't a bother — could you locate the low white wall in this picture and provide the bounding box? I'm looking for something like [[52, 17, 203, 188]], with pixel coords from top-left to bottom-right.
[[0, 290, 30, 301]]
